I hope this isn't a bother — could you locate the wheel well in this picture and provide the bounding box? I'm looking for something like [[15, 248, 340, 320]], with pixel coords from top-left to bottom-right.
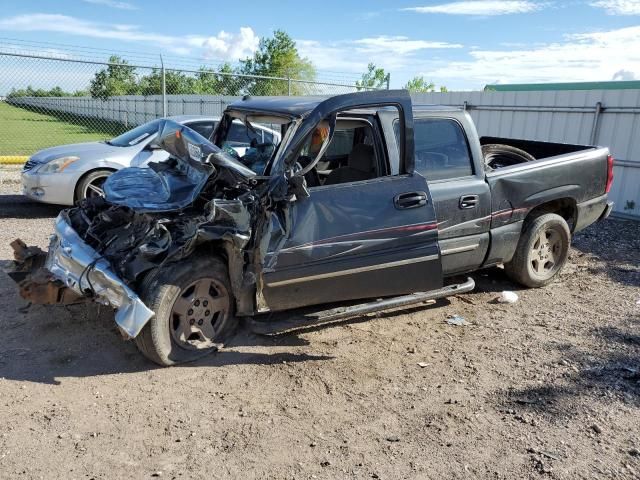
[[74, 167, 117, 202], [526, 198, 577, 230]]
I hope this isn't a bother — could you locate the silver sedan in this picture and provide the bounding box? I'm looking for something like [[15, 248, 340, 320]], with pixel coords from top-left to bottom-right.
[[21, 115, 277, 205]]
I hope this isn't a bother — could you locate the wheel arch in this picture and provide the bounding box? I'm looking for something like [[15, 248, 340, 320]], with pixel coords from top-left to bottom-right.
[[74, 167, 118, 202], [525, 197, 577, 231]]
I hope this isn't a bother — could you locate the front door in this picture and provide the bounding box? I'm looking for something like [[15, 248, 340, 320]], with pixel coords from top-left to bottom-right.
[[261, 174, 442, 311]]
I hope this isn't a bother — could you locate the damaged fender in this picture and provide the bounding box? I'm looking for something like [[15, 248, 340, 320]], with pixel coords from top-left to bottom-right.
[[46, 212, 155, 338]]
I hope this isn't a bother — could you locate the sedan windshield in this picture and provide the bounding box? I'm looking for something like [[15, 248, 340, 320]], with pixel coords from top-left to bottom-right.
[[108, 119, 162, 147], [217, 114, 289, 175]]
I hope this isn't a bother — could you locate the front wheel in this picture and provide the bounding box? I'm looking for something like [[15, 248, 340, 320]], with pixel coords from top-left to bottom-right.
[[75, 169, 113, 202], [504, 213, 571, 288], [134, 255, 237, 366]]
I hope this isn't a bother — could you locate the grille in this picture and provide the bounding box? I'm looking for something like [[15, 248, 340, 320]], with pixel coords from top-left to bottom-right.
[[23, 158, 39, 171]]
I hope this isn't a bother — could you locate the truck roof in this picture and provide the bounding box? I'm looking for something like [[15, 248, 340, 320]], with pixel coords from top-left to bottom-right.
[[228, 94, 463, 118]]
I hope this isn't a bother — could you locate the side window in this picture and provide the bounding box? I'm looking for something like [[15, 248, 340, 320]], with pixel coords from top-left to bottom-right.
[[407, 118, 473, 181], [188, 121, 216, 139], [298, 120, 381, 188]]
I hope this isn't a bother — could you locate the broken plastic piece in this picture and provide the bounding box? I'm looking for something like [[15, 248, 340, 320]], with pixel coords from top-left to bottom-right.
[[498, 291, 519, 304], [446, 314, 471, 326]]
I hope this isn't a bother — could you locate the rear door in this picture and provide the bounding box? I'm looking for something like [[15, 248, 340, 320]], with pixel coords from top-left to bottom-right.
[[410, 115, 490, 275], [261, 93, 443, 311]]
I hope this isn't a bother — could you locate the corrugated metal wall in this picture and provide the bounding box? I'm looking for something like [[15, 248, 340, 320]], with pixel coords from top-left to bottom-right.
[[412, 90, 640, 219], [9, 90, 640, 219]]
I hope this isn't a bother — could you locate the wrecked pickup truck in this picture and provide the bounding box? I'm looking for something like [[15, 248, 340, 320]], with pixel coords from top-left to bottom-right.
[[7, 90, 614, 366]]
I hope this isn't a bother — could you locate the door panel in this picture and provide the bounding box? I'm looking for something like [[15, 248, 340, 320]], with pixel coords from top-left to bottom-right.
[[428, 177, 491, 275], [261, 174, 442, 311]]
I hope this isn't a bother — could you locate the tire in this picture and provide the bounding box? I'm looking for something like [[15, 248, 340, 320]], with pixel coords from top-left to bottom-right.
[[75, 169, 114, 202], [134, 255, 237, 366], [482, 144, 535, 170], [504, 213, 571, 288]]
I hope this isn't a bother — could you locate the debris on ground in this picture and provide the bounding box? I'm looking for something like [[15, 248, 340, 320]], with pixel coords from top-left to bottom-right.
[[446, 314, 471, 326], [417, 362, 431, 368], [497, 291, 519, 304]]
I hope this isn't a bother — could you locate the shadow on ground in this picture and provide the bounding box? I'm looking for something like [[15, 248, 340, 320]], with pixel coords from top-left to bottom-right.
[[0, 297, 335, 385], [0, 194, 63, 219]]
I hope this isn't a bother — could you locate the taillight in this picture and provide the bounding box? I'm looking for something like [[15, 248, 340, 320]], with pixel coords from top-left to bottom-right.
[[605, 154, 614, 193]]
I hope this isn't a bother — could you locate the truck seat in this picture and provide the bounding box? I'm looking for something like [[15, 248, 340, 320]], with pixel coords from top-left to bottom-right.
[[324, 144, 375, 185]]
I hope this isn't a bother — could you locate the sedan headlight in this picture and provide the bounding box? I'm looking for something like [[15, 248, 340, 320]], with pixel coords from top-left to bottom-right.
[[37, 156, 80, 174]]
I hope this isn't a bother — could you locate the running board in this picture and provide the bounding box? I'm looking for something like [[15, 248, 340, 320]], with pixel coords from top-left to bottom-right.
[[247, 277, 475, 335]]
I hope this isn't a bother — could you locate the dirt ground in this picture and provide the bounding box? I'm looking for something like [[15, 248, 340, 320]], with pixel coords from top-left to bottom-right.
[[0, 184, 638, 480]]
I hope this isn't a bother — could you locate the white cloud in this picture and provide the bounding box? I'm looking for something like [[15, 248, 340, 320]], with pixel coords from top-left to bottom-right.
[[427, 25, 640, 88], [298, 36, 463, 73], [590, 0, 640, 15], [0, 14, 259, 59], [82, 0, 138, 10], [402, 1, 542, 16], [192, 27, 259, 60]]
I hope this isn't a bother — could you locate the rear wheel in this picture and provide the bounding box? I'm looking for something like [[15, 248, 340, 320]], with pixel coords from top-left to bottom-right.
[[75, 169, 113, 202], [504, 213, 571, 288], [134, 255, 237, 366]]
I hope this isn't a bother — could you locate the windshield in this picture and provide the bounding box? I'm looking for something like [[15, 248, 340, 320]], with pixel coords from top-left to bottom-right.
[[216, 114, 289, 175], [108, 119, 162, 147]]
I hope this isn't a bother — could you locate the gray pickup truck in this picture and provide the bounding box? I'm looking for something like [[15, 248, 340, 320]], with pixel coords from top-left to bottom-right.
[[8, 90, 614, 366]]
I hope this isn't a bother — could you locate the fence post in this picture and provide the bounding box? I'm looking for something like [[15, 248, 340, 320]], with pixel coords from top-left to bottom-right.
[[386, 73, 391, 90], [590, 101, 603, 145], [160, 55, 167, 117], [287, 73, 292, 96]]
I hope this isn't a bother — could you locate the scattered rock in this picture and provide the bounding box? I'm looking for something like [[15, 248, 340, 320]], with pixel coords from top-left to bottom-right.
[[385, 435, 401, 442], [590, 424, 602, 434]]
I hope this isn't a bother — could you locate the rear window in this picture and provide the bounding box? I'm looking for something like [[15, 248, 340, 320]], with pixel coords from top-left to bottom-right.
[[396, 118, 473, 181]]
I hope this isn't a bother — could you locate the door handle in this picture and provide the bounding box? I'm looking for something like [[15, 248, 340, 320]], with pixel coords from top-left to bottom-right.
[[459, 194, 479, 209], [394, 191, 428, 209]]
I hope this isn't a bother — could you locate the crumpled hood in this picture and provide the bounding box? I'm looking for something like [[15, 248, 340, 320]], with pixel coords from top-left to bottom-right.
[[103, 120, 256, 212]]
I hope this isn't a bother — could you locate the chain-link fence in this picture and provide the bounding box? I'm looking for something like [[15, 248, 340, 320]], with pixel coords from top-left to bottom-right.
[[0, 49, 378, 162]]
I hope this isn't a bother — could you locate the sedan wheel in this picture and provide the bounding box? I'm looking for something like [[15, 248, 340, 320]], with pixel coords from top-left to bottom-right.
[[76, 169, 114, 202]]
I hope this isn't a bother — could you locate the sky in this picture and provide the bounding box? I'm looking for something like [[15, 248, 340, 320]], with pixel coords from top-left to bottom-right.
[[1, 0, 640, 90]]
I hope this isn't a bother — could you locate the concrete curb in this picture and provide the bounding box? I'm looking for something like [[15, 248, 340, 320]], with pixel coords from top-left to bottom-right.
[[0, 156, 28, 165]]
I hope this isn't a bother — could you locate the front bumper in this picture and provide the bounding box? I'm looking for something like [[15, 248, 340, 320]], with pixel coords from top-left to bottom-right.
[[22, 169, 77, 205], [44, 213, 155, 338]]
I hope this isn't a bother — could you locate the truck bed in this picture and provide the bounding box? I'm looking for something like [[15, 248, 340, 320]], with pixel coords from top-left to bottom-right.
[[480, 136, 596, 160]]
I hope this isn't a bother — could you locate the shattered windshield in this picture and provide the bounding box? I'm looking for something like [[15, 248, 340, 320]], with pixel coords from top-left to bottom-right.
[[107, 119, 162, 147], [216, 114, 289, 175]]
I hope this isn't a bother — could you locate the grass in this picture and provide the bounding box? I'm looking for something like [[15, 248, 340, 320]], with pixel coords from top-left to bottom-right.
[[0, 101, 129, 159]]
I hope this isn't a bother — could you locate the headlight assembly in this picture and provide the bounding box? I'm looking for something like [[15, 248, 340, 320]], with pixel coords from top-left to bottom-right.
[[37, 156, 80, 174]]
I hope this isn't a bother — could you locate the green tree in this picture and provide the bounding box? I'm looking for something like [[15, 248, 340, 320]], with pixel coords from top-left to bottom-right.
[[356, 63, 390, 91], [194, 63, 241, 95], [240, 29, 316, 95], [403, 76, 448, 93], [7, 85, 75, 98], [138, 68, 195, 95], [89, 55, 139, 100]]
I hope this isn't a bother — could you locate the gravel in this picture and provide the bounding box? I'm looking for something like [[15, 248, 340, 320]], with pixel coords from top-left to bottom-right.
[[0, 189, 638, 479]]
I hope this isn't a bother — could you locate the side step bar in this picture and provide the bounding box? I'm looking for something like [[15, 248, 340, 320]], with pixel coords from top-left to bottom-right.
[[247, 277, 475, 335]]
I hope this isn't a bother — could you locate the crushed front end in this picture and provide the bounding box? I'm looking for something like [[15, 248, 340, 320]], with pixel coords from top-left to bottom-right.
[[6, 120, 269, 339]]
